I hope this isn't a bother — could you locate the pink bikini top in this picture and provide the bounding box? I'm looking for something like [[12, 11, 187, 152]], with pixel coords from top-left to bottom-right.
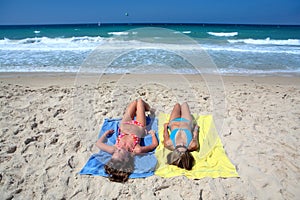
[[116, 120, 143, 152], [116, 133, 140, 152]]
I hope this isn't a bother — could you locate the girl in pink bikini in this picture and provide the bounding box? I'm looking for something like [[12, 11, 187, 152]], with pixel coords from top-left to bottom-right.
[[96, 99, 158, 182]]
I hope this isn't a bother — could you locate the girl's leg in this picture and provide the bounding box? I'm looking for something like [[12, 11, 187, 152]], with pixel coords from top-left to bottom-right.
[[180, 102, 193, 122], [169, 103, 181, 122], [121, 100, 137, 123], [135, 99, 149, 126]]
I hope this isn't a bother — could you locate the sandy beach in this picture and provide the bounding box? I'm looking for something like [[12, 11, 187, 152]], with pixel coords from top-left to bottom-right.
[[0, 72, 299, 199]]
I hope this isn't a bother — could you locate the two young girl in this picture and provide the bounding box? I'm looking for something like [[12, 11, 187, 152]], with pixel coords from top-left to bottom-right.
[[96, 99, 199, 182]]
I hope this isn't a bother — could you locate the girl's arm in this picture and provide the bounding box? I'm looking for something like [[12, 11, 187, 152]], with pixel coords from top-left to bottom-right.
[[96, 129, 115, 154], [134, 130, 158, 154], [188, 125, 200, 151], [163, 122, 175, 151]]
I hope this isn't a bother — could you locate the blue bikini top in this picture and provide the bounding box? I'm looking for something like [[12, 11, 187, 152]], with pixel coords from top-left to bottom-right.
[[170, 128, 193, 148], [169, 117, 193, 148]]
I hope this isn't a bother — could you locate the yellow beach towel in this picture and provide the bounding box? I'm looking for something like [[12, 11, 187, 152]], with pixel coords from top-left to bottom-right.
[[155, 113, 238, 179]]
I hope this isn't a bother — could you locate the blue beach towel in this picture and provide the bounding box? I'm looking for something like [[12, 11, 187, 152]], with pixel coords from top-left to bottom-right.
[[79, 116, 158, 178]]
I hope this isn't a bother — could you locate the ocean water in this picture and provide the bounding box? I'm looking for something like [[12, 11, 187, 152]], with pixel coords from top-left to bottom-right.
[[0, 23, 300, 75]]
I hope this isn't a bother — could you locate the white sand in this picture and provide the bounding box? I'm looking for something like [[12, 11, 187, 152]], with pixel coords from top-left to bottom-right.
[[0, 73, 299, 199]]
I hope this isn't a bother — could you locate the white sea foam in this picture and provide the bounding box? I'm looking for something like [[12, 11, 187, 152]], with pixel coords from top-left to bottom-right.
[[1, 36, 299, 55], [0, 36, 104, 51], [201, 45, 300, 55], [208, 32, 238, 37], [173, 31, 191, 34], [218, 68, 300, 75], [34, 30, 40, 34], [1, 35, 299, 75], [107, 32, 129, 36], [228, 38, 300, 46]]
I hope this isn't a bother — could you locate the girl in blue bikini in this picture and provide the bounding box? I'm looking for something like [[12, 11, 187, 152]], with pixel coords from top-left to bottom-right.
[[163, 102, 199, 170]]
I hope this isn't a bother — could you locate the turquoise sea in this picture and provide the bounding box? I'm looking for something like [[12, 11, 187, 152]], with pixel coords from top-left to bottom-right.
[[0, 23, 300, 75]]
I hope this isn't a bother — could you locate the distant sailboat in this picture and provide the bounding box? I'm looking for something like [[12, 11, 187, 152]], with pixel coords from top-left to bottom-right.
[[98, 22, 101, 26]]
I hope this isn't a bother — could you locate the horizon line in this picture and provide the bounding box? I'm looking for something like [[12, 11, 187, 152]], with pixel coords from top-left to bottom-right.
[[1, 22, 300, 27]]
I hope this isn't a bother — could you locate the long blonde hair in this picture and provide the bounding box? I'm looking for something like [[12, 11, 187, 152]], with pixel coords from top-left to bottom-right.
[[167, 147, 194, 170], [104, 154, 134, 182]]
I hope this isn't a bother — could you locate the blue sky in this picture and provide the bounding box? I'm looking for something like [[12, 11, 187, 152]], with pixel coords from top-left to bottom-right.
[[0, 0, 300, 25]]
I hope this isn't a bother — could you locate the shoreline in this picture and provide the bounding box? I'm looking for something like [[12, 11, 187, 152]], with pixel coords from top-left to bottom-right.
[[0, 72, 299, 87], [1, 71, 299, 77]]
